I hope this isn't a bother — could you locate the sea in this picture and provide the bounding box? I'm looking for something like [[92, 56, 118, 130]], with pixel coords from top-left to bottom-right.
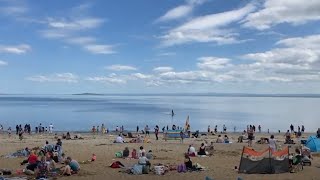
[[0, 94, 319, 132]]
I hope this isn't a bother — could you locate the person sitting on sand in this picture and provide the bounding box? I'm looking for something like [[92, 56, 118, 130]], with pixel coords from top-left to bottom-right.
[[146, 150, 154, 160], [61, 159, 72, 176], [216, 135, 223, 143], [131, 149, 138, 159], [115, 134, 124, 143], [46, 155, 57, 172], [66, 157, 80, 173], [66, 132, 71, 140], [138, 146, 146, 158], [198, 143, 206, 156], [44, 141, 54, 153], [21, 150, 36, 164], [206, 142, 214, 156], [123, 147, 130, 158], [187, 145, 196, 157], [317, 128, 320, 138], [35, 156, 49, 179], [184, 154, 193, 169], [138, 152, 151, 168], [224, 135, 229, 143]]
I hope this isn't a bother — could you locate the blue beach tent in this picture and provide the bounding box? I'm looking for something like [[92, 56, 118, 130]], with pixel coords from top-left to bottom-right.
[[306, 136, 320, 152]]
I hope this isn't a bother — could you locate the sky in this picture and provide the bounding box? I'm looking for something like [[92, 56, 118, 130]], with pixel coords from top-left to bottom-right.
[[1, 0, 320, 94]]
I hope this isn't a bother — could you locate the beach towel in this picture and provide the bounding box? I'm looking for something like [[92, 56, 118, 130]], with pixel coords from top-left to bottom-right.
[[110, 161, 124, 168]]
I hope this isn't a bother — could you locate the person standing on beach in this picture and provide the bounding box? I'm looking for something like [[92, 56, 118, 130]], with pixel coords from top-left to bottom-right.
[[223, 125, 227, 133], [214, 125, 217, 133], [269, 135, 277, 152], [145, 125, 150, 137], [101, 124, 105, 134], [166, 125, 169, 131], [16, 125, 19, 135], [258, 125, 261, 133], [247, 127, 254, 147], [301, 125, 305, 133], [207, 125, 210, 134], [136, 126, 139, 133], [7, 127, 11, 137], [290, 124, 294, 133], [154, 125, 159, 140]]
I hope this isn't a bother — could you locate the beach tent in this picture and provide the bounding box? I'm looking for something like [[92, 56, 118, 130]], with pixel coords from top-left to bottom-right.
[[306, 136, 320, 152], [239, 146, 289, 174]]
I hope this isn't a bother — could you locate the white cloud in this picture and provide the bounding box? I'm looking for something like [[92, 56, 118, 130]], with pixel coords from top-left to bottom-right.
[[242, 0, 320, 30], [37, 5, 116, 55], [0, 44, 31, 54], [153, 66, 174, 73], [197, 57, 232, 70], [0, 6, 27, 16], [47, 17, 104, 30], [26, 73, 78, 83], [156, 0, 207, 22], [66, 37, 96, 45], [132, 73, 152, 79], [157, 52, 176, 56], [157, 5, 193, 22], [0, 60, 8, 66], [84, 44, 116, 54], [160, 3, 256, 46], [85, 75, 126, 84], [105, 65, 137, 71]]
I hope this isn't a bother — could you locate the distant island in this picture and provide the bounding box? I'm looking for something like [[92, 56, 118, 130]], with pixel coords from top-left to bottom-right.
[[72, 93, 105, 96]]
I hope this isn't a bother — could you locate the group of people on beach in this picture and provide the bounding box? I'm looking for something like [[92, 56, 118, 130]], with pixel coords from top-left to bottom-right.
[[18, 138, 81, 179]]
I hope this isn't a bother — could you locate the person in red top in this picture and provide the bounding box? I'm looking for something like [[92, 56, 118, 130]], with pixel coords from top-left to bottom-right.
[[28, 152, 38, 164]]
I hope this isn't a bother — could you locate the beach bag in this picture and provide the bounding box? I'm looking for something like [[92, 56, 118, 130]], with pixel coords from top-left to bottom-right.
[[115, 151, 123, 158]]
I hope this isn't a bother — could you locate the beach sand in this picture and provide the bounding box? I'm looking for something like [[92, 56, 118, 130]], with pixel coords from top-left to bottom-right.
[[0, 132, 319, 180]]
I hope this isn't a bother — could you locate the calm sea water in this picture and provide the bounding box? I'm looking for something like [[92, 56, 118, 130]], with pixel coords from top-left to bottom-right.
[[0, 95, 318, 132]]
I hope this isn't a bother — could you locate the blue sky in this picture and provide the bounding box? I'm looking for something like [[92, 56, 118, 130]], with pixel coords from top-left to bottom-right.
[[1, 0, 320, 94]]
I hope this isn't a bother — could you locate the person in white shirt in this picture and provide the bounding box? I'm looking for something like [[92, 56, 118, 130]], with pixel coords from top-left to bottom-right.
[[115, 134, 124, 143], [269, 135, 277, 152], [138, 152, 149, 165], [138, 146, 146, 157], [49, 124, 53, 134], [188, 145, 196, 156]]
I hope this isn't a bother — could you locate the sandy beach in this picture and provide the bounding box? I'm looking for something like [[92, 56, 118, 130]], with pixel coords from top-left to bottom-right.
[[0, 132, 319, 180]]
